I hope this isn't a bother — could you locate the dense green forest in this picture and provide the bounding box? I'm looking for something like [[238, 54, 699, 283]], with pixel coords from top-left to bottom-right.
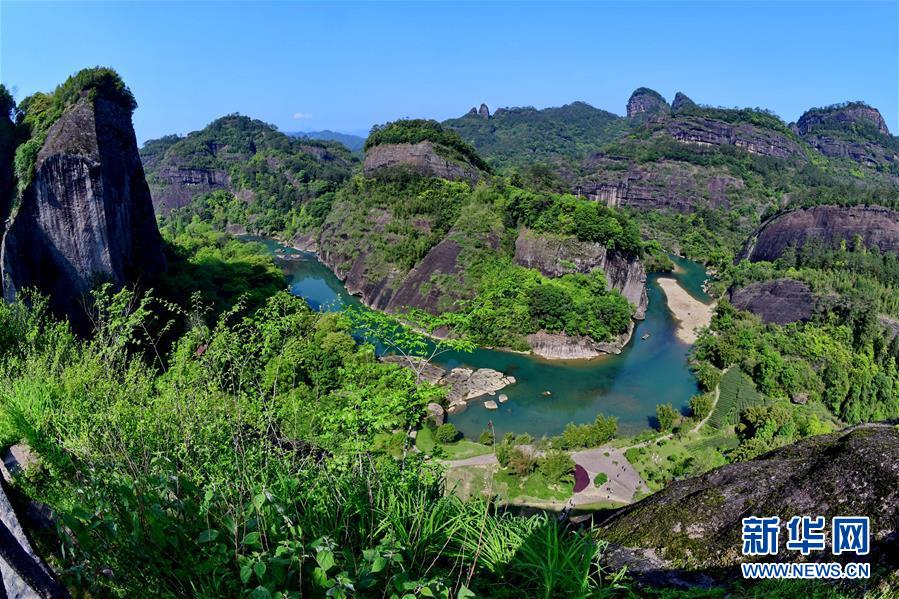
[[319, 166, 640, 349], [143, 114, 356, 237], [443, 102, 628, 170]]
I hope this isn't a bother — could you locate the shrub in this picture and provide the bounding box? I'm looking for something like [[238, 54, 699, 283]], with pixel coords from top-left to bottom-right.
[[478, 428, 495, 445], [557, 414, 618, 449], [689, 393, 715, 420], [508, 447, 538, 476], [593, 472, 608, 487], [434, 423, 460, 444], [656, 403, 680, 432], [538, 450, 575, 488]]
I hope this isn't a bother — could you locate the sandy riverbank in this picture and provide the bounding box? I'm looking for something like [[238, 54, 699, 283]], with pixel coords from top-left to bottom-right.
[[657, 278, 714, 344]]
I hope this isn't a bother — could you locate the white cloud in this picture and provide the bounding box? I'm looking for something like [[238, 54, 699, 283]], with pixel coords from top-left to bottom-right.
[[292, 112, 312, 120]]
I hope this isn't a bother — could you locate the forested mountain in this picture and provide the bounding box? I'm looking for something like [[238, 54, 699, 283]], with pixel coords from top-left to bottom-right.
[[443, 101, 628, 171], [3, 67, 894, 596], [141, 115, 357, 235], [317, 119, 646, 357]]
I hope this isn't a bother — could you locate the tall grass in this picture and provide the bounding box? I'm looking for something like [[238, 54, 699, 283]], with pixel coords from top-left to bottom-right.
[[0, 290, 617, 598]]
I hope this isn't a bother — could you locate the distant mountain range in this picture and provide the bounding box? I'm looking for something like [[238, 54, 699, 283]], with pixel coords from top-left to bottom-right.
[[289, 129, 366, 152]]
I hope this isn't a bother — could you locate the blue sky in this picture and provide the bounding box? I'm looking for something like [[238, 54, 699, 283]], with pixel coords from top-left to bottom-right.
[[2, 1, 897, 144]]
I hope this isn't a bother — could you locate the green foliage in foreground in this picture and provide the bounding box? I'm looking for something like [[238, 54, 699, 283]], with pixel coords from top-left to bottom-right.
[[0, 290, 634, 598]]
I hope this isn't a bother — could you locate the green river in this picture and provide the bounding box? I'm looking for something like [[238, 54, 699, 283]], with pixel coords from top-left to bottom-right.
[[255, 238, 712, 439]]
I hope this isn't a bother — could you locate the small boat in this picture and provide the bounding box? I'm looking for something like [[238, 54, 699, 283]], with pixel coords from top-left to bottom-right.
[[642, 333, 650, 340]]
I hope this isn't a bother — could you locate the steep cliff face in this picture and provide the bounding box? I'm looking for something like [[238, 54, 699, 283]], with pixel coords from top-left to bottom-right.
[[627, 88, 669, 120], [0, 91, 15, 230], [363, 141, 480, 184], [794, 103, 898, 173], [1, 94, 165, 330], [514, 228, 647, 318], [599, 425, 899, 575], [729, 278, 815, 325], [664, 117, 804, 160], [797, 103, 890, 137], [743, 205, 899, 262], [579, 157, 744, 213]]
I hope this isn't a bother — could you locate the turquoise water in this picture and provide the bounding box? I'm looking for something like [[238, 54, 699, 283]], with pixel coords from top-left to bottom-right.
[[254, 237, 711, 439]]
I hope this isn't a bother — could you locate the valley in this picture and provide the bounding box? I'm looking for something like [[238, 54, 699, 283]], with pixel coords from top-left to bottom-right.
[[0, 59, 896, 598]]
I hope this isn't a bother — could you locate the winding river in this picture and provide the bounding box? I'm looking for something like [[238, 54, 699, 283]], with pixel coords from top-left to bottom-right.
[[254, 238, 712, 439]]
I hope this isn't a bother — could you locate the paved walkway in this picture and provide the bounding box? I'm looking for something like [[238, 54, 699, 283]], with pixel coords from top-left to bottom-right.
[[443, 381, 722, 508], [445, 444, 649, 506]]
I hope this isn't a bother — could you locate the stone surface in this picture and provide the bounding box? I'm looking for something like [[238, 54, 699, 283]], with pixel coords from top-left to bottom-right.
[[0, 444, 57, 599], [1, 95, 166, 332], [599, 424, 899, 576], [484, 400, 498, 410], [729, 278, 815, 325], [664, 116, 804, 160], [526, 326, 634, 360], [797, 103, 890, 137], [478, 103, 490, 119], [627, 88, 669, 120], [743, 205, 899, 262], [579, 158, 744, 213], [514, 228, 647, 319], [363, 141, 480, 183], [426, 402, 445, 427], [381, 356, 515, 413]]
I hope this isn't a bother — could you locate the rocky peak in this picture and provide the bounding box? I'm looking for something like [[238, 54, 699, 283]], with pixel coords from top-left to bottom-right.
[[797, 102, 890, 136], [1, 82, 166, 332], [670, 92, 695, 112], [478, 103, 490, 119], [627, 87, 669, 120]]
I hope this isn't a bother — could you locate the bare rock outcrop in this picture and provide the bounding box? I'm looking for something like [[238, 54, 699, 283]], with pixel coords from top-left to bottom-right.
[[363, 141, 479, 183], [381, 356, 515, 413], [743, 205, 899, 262], [627, 88, 669, 120], [579, 158, 744, 213], [1, 94, 166, 331], [514, 228, 647, 318], [797, 103, 890, 137], [664, 117, 804, 161], [599, 425, 899, 576], [526, 325, 634, 360], [729, 278, 815, 325]]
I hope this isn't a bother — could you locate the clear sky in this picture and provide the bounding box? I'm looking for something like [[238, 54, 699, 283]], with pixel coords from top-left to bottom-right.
[[2, 1, 897, 144]]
